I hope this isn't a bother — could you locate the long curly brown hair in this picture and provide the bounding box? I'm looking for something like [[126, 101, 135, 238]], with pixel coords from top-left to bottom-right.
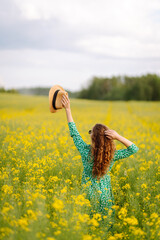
[[90, 123, 116, 181]]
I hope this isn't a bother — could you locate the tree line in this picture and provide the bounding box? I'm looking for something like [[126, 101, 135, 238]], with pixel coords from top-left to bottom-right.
[[0, 88, 19, 94], [78, 74, 160, 101], [1, 74, 160, 100]]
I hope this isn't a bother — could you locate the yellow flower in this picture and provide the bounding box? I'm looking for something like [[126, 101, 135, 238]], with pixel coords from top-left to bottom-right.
[[112, 205, 119, 210], [93, 213, 102, 221], [83, 235, 92, 240], [114, 233, 123, 239], [26, 201, 32, 207], [141, 183, 147, 189], [0, 227, 13, 237], [50, 222, 58, 228], [129, 226, 146, 236], [143, 212, 147, 217], [54, 230, 61, 236], [122, 183, 130, 190], [2, 185, 13, 194], [27, 210, 37, 221], [78, 213, 90, 223], [123, 216, 138, 225], [72, 194, 91, 207], [150, 213, 158, 219], [118, 207, 127, 219], [48, 189, 54, 193], [17, 217, 29, 231], [52, 198, 64, 211], [1, 203, 13, 215], [65, 179, 72, 184], [108, 236, 116, 240], [155, 194, 160, 200], [50, 176, 59, 182], [140, 166, 146, 171], [89, 218, 99, 227], [61, 186, 67, 193]]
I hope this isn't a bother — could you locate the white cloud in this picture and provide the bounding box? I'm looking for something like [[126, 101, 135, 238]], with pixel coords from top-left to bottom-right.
[[77, 35, 160, 58], [14, 0, 160, 34], [12, 0, 160, 59]]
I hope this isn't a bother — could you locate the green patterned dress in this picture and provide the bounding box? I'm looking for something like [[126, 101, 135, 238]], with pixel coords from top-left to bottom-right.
[[68, 122, 139, 218]]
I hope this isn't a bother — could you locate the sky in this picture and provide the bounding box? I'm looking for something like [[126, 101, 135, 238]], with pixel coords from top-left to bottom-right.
[[0, 0, 160, 91]]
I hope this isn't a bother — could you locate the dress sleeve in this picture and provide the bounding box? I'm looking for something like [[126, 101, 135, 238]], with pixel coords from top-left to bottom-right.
[[113, 143, 139, 162], [68, 122, 88, 156]]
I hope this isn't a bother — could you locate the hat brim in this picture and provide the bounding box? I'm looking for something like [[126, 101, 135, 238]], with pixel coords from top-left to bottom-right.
[[49, 85, 68, 113]]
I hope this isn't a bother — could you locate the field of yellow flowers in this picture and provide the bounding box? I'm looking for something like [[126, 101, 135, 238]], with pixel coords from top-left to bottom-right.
[[0, 93, 160, 240]]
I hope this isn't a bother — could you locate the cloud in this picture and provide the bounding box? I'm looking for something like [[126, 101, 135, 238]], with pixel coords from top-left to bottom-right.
[[77, 35, 160, 59], [0, 0, 80, 51], [0, 0, 160, 59], [0, 18, 79, 51]]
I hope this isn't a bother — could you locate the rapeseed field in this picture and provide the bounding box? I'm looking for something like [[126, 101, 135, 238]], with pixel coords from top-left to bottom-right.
[[0, 94, 160, 240]]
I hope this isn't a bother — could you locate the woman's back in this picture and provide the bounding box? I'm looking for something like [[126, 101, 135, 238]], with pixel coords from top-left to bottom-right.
[[68, 122, 139, 216]]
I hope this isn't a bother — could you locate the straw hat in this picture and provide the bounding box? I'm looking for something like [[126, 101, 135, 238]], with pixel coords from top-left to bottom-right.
[[49, 85, 68, 113]]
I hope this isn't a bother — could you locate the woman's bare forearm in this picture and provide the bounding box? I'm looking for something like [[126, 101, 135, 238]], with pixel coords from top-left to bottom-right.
[[116, 135, 133, 148], [65, 108, 74, 123]]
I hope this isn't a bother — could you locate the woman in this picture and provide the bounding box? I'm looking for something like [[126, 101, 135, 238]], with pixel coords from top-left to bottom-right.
[[61, 94, 139, 225]]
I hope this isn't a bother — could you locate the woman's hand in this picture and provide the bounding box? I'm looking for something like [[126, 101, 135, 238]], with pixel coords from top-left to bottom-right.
[[104, 129, 120, 140], [62, 94, 73, 122], [104, 129, 134, 147], [61, 94, 70, 110]]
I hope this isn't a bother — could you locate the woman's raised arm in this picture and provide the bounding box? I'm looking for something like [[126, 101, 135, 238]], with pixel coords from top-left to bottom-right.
[[104, 129, 139, 162], [104, 129, 133, 147], [61, 95, 88, 158]]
